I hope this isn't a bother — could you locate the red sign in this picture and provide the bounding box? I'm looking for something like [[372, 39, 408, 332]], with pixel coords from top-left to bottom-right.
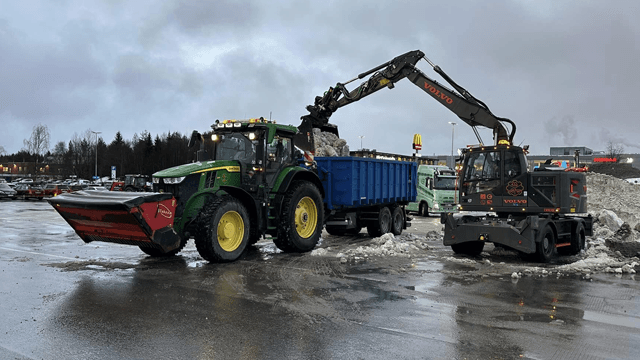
[[593, 157, 617, 163]]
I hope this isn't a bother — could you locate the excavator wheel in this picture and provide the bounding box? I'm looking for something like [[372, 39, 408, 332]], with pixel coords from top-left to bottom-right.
[[274, 181, 324, 253], [568, 222, 586, 255], [367, 206, 392, 238], [535, 224, 557, 263], [195, 195, 250, 262]]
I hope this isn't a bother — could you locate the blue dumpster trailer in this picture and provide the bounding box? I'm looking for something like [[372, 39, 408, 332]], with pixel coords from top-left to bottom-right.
[[315, 157, 417, 237]]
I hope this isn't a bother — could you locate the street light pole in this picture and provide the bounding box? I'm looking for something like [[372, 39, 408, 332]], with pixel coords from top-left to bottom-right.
[[359, 135, 365, 150], [90, 130, 101, 182], [448, 122, 457, 168]]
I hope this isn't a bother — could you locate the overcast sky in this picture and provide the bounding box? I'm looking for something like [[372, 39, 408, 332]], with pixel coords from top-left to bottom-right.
[[2, 0, 639, 157]]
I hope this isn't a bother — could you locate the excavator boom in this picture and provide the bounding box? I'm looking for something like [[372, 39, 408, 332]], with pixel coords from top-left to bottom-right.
[[297, 50, 515, 152]]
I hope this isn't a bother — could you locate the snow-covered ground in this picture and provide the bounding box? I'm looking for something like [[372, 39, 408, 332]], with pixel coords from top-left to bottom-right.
[[310, 172, 640, 277]]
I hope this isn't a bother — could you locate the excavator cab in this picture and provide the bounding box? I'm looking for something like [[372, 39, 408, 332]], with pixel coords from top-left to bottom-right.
[[458, 146, 529, 213]]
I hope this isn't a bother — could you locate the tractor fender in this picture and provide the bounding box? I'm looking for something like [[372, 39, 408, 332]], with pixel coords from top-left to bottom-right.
[[276, 168, 324, 198], [271, 168, 324, 215]]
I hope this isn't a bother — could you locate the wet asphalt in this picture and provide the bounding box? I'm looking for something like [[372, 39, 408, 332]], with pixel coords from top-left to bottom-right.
[[1, 200, 639, 360]]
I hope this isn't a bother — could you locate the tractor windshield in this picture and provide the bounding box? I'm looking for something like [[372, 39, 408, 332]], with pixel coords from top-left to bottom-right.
[[215, 133, 256, 163]]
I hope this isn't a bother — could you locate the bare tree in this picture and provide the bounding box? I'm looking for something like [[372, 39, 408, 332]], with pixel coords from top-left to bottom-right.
[[605, 141, 625, 162], [23, 123, 51, 162]]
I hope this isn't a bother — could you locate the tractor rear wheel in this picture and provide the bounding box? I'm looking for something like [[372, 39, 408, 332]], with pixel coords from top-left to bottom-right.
[[274, 181, 324, 253], [195, 196, 250, 262]]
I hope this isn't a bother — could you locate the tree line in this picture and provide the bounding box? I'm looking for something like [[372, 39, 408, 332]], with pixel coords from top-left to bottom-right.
[[0, 124, 198, 179]]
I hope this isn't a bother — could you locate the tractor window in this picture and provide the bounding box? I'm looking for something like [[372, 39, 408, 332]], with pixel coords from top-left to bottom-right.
[[267, 136, 292, 165], [216, 133, 256, 163]]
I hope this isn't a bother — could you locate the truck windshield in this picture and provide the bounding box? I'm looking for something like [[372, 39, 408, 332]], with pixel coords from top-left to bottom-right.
[[215, 133, 256, 163], [434, 176, 456, 190]]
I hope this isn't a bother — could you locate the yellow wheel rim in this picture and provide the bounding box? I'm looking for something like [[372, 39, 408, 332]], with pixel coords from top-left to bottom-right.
[[217, 211, 244, 252], [295, 196, 317, 239]]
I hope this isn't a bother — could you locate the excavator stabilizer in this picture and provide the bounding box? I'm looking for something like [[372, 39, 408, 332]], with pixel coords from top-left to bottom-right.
[[47, 190, 182, 253]]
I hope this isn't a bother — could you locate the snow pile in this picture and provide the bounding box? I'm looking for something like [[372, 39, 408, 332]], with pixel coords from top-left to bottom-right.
[[312, 129, 350, 157], [311, 233, 435, 262], [587, 173, 640, 226]]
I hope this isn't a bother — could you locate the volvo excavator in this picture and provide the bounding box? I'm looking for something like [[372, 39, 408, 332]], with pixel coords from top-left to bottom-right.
[[297, 49, 592, 262]]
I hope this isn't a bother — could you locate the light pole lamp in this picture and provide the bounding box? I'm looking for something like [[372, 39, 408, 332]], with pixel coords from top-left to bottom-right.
[[359, 135, 365, 150], [448, 122, 457, 168], [90, 130, 101, 181]]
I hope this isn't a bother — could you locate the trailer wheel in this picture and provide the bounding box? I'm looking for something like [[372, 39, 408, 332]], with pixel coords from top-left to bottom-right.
[[367, 206, 392, 237], [274, 181, 324, 253], [195, 195, 250, 262], [391, 206, 404, 235], [568, 222, 586, 255], [535, 224, 557, 263], [451, 241, 484, 256], [139, 236, 188, 257]]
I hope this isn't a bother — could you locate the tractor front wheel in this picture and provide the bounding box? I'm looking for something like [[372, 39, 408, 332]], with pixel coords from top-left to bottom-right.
[[195, 196, 250, 262], [274, 181, 324, 253]]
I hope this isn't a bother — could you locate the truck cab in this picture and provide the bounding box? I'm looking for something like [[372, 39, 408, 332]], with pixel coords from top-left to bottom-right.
[[407, 165, 458, 216]]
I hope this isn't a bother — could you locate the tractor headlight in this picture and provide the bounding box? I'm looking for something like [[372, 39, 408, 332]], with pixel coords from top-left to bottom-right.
[[248, 132, 256, 140], [211, 134, 219, 141], [163, 176, 186, 184], [152, 177, 160, 184]]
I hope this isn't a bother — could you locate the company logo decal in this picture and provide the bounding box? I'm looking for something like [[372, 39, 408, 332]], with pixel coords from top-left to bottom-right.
[[504, 199, 527, 204], [157, 203, 173, 219], [506, 180, 524, 196], [424, 83, 454, 104]]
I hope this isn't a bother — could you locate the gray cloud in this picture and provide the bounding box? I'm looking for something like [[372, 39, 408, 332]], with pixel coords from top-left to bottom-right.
[[1, 0, 639, 157]]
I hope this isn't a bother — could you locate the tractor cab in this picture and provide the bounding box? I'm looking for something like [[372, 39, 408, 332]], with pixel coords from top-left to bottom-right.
[[204, 119, 299, 192]]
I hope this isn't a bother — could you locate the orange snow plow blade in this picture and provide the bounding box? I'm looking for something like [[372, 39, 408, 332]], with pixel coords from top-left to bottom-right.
[[47, 190, 182, 253]]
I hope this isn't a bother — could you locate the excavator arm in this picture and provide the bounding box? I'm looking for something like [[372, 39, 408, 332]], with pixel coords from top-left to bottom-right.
[[297, 50, 515, 153]]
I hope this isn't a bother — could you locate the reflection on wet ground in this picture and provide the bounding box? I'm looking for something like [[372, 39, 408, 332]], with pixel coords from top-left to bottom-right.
[[1, 201, 639, 359]]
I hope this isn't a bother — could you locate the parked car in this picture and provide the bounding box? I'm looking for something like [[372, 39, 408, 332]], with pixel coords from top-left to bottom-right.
[[83, 186, 109, 191], [43, 184, 71, 197], [0, 183, 17, 199], [14, 184, 46, 200]]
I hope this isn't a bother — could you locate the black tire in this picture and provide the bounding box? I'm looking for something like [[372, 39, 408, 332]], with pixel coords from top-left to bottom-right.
[[325, 225, 363, 236], [325, 225, 344, 236], [367, 206, 392, 237], [391, 206, 404, 235], [451, 241, 485, 256], [535, 224, 556, 263], [419, 202, 429, 217], [139, 236, 188, 257], [274, 181, 324, 253], [568, 222, 586, 255], [124, 186, 134, 192], [194, 195, 250, 262]]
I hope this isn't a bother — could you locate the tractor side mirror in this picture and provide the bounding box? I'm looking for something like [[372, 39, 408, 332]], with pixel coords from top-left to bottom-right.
[[188, 130, 203, 149]]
